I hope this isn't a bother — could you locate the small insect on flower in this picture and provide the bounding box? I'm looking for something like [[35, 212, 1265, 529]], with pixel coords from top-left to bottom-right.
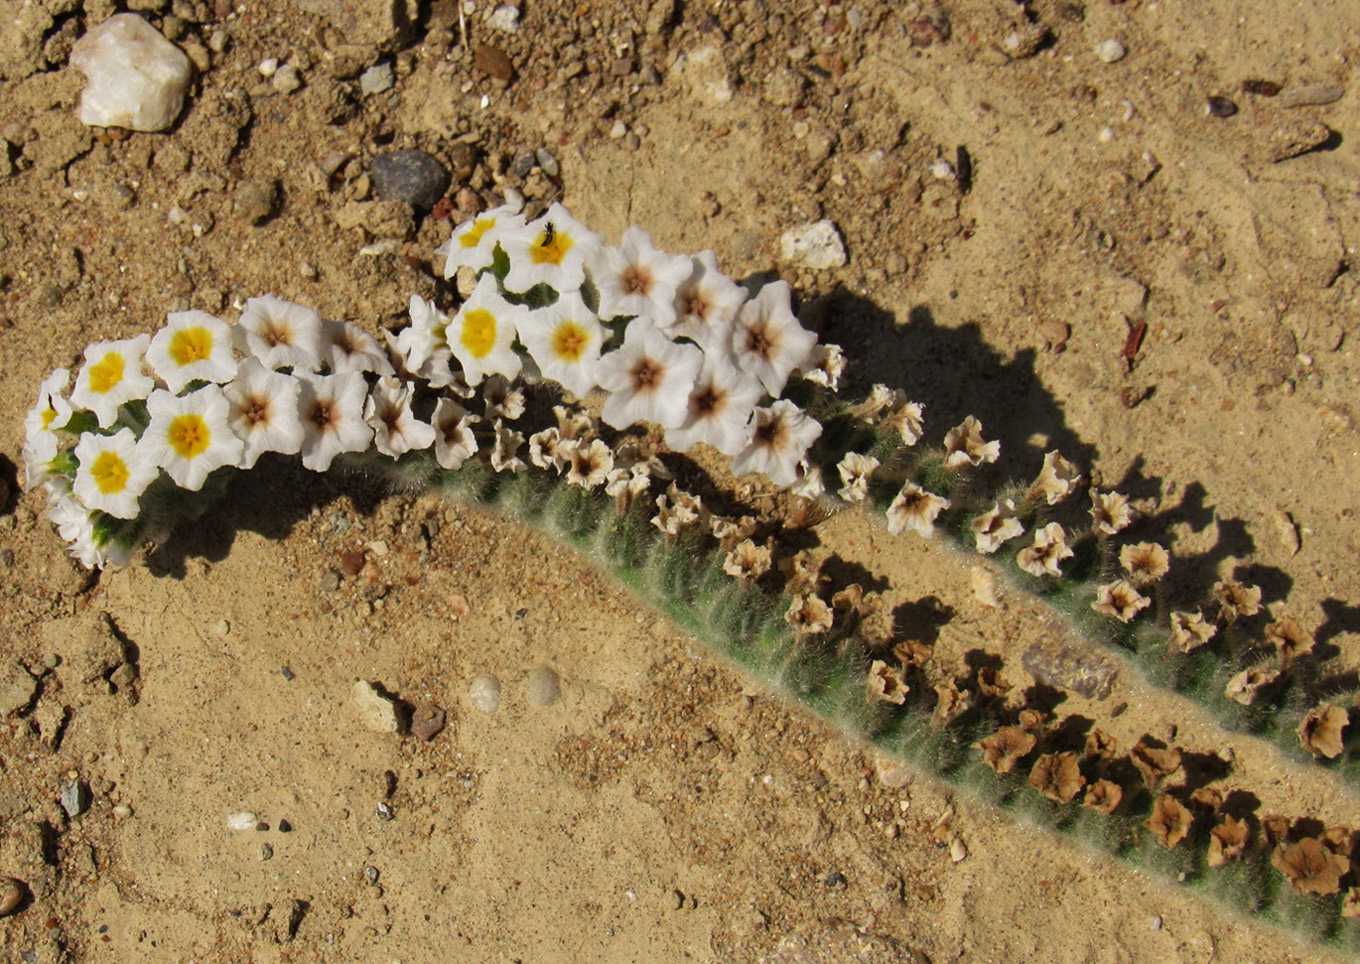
[[147, 309, 238, 393], [73, 428, 158, 519], [235, 295, 324, 373], [138, 385, 244, 491], [223, 358, 305, 469], [885, 481, 950, 538], [71, 335, 156, 429], [588, 226, 694, 328], [501, 202, 605, 293]]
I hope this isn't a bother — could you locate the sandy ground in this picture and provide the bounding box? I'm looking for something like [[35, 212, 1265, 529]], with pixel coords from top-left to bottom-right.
[[0, 0, 1358, 961]]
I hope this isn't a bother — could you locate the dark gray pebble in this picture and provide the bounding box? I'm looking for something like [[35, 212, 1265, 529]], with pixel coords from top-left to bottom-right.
[[370, 149, 450, 211], [1206, 96, 1237, 118]]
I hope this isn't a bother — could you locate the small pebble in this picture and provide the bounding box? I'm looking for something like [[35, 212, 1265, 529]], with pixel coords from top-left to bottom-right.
[[1205, 96, 1237, 118], [473, 43, 515, 83], [370, 149, 450, 211], [272, 63, 302, 95], [260, 843, 274, 861], [0, 877, 23, 917], [360, 63, 395, 96], [60, 780, 88, 818], [411, 703, 447, 741], [487, 5, 520, 31], [535, 147, 559, 178], [928, 158, 956, 180], [319, 569, 342, 593], [281, 665, 295, 682], [112, 804, 133, 819], [779, 220, 847, 269], [1280, 84, 1344, 108], [468, 674, 502, 713], [226, 811, 259, 832], [70, 14, 193, 132], [949, 837, 968, 862], [526, 667, 561, 707], [278, 818, 292, 833], [365, 866, 380, 884], [233, 178, 280, 225], [353, 679, 402, 733], [1094, 39, 1126, 64], [257, 57, 278, 77], [376, 802, 394, 821], [1242, 79, 1281, 97]]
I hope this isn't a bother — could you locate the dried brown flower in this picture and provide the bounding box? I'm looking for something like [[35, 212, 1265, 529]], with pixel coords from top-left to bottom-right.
[[786, 594, 833, 636], [1090, 489, 1134, 536], [893, 639, 934, 668], [977, 666, 1013, 699], [1130, 742, 1183, 791], [1225, 664, 1280, 706], [943, 415, 1000, 470], [867, 660, 909, 705], [1299, 703, 1349, 760], [1029, 751, 1085, 804], [1213, 580, 1262, 622], [971, 501, 1025, 554], [1169, 610, 1217, 653], [1266, 615, 1314, 669], [1322, 826, 1355, 856], [1209, 815, 1249, 866], [1272, 838, 1350, 896], [886, 482, 950, 538], [780, 551, 828, 597], [977, 726, 1036, 774], [1146, 795, 1194, 850], [1190, 787, 1224, 811], [933, 678, 970, 728], [723, 538, 772, 582], [1262, 814, 1291, 847], [1083, 779, 1123, 815], [1018, 708, 1050, 733], [1017, 522, 1073, 578], [1119, 541, 1170, 586], [1092, 579, 1151, 623], [1084, 729, 1117, 761], [711, 514, 758, 552], [1031, 450, 1081, 506]]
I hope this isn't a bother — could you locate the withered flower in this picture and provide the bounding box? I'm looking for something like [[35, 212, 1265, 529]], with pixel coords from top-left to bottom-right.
[[1031, 450, 1081, 506], [977, 666, 1013, 699], [1190, 787, 1224, 811], [1092, 579, 1151, 624], [1209, 815, 1249, 866], [1169, 610, 1217, 653], [933, 678, 970, 728], [1084, 729, 1117, 761], [1146, 794, 1194, 850], [723, 538, 772, 582], [1130, 742, 1183, 791], [1083, 779, 1123, 815], [711, 514, 758, 552], [785, 594, 833, 636], [780, 551, 828, 597], [1213, 579, 1262, 622], [886, 481, 951, 538], [1266, 615, 1314, 669], [1262, 814, 1291, 848], [1119, 541, 1170, 586], [1299, 703, 1349, 760], [1090, 489, 1134, 536], [1017, 522, 1074, 578], [977, 726, 1036, 774], [894, 638, 934, 668], [1322, 826, 1355, 855], [943, 415, 1000, 469], [1029, 752, 1085, 804], [1018, 708, 1050, 733], [867, 660, 910, 705], [1224, 664, 1280, 706], [1272, 838, 1350, 896], [971, 501, 1025, 555]]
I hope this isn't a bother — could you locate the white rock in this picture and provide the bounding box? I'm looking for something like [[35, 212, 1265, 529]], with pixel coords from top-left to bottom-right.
[[779, 220, 847, 270], [487, 5, 520, 31], [468, 674, 501, 713], [226, 811, 259, 832], [353, 679, 402, 733], [70, 14, 193, 132], [1094, 39, 1126, 64]]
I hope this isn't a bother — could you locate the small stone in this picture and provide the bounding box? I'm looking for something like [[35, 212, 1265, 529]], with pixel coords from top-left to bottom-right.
[[354, 680, 403, 733], [468, 675, 501, 713], [257, 57, 279, 77], [0, 877, 23, 918], [370, 149, 450, 211], [779, 220, 847, 269], [487, 5, 520, 31], [319, 569, 342, 593], [70, 14, 193, 132], [1280, 85, 1345, 108], [0, 660, 37, 717], [1205, 96, 1237, 118], [112, 804, 133, 819], [1268, 121, 1333, 162], [473, 43, 515, 83], [535, 147, 559, 178], [411, 703, 446, 741], [233, 178, 280, 225], [511, 150, 536, 178], [949, 837, 968, 862], [1272, 509, 1301, 556], [448, 142, 479, 183], [260, 842, 274, 861], [526, 667, 561, 707], [60, 780, 88, 818], [359, 63, 394, 95], [1094, 39, 1126, 64], [278, 818, 292, 832], [226, 811, 259, 832], [271, 63, 303, 95]]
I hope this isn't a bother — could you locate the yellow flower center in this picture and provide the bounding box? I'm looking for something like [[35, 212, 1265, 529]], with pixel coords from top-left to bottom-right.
[[41, 407, 58, 429], [460, 308, 497, 359], [531, 228, 573, 266], [551, 321, 588, 362], [459, 217, 496, 248], [169, 327, 214, 366], [88, 352, 125, 395], [90, 450, 131, 494], [168, 414, 211, 459]]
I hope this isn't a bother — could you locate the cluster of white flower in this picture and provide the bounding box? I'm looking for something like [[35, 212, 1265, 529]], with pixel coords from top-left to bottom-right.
[[22, 203, 843, 569]]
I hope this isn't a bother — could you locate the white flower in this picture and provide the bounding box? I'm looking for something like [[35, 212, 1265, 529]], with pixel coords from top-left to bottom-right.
[[235, 295, 324, 372], [672, 250, 746, 350], [431, 397, 480, 470], [321, 319, 395, 376], [1017, 522, 1074, 578], [146, 309, 237, 392], [790, 459, 825, 499], [836, 452, 880, 503], [1032, 450, 1081, 505], [25, 368, 75, 451], [365, 375, 436, 459], [971, 500, 1024, 554], [518, 291, 605, 398], [223, 358, 305, 470], [447, 275, 526, 385], [396, 295, 452, 378], [295, 371, 372, 472], [480, 374, 526, 421], [730, 281, 818, 396], [48, 483, 133, 569], [436, 203, 527, 277], [73, 428, 158, 519], [490, 420, 526, 473], [597, 321, 704, 430], [561, 438, 614, 489], [886, 482, 950, 537], [138, 385, 244, 491], [1091, 489, 1135, 536], [730, 400, 823, 488], [663, 355, 763, 456], [529, 427, 566, 471], [501, 202, 605, 293], [588, 226, 694, 328], [71, 335, 155, 429], [22, 433, 63, 489], [943, 415, 1000, 469], [802, 344, 846, 392], [860, 385, 924, 446]]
